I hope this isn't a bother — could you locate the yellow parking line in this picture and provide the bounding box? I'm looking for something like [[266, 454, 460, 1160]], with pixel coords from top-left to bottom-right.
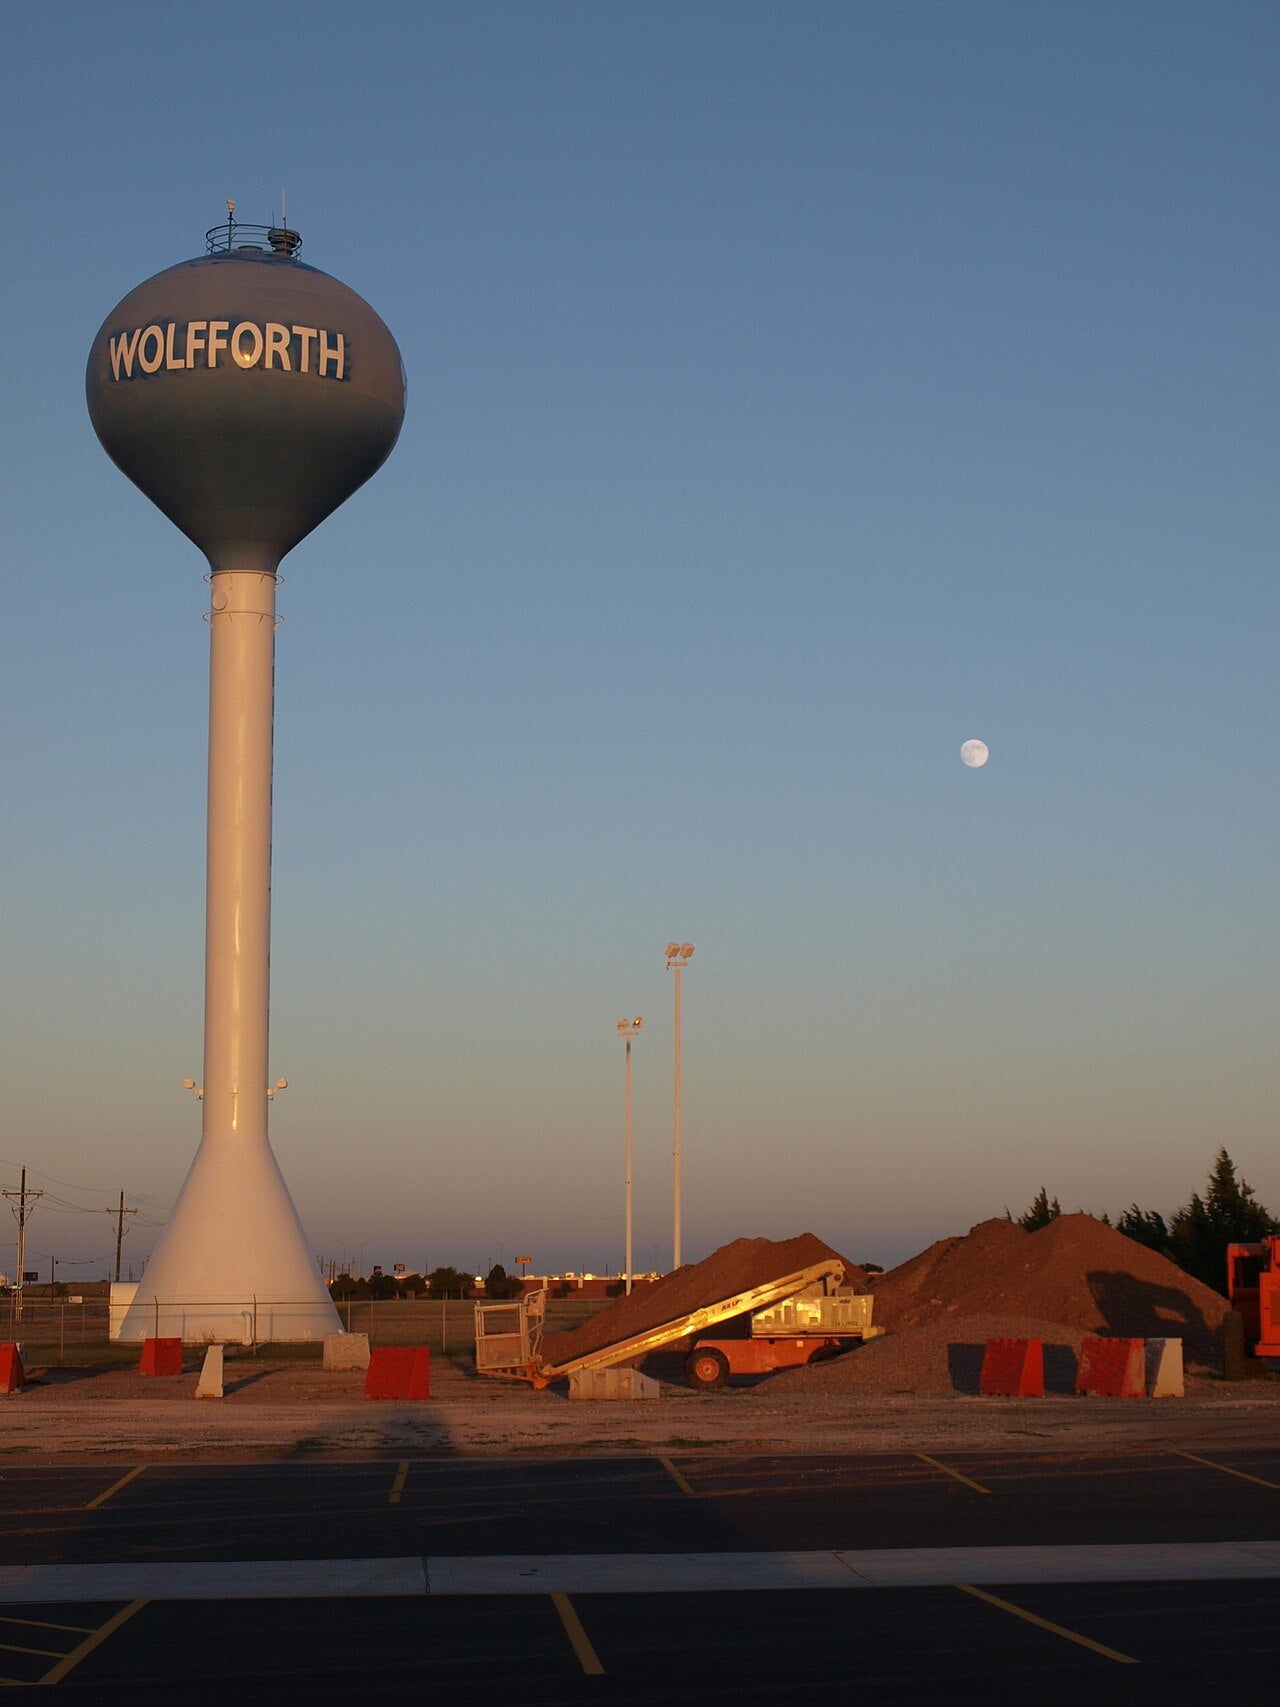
[[1171, 1450, 1280, 1491], [39, 1600, 148, 1686], [551, 1592, 605, 1675], [390, 1461, 409, 1504], [0, 1641, 66, 1659], [0, 1616, 95, 1635], [916, 1453, 991, 1495], [85, 1465, 146, 1510], [657, 1455, 696, 1498], [956, 1584, 1137, 1664]]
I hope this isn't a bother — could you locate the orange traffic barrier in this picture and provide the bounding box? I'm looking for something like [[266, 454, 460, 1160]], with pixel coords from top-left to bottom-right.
[[139, 1337, 183, 1377], [0, 1343, 24, 1394], [364, 1346, 431, 1401], [979, 1337, 1044, 1396], [1076, 1336, 1145, 1397]]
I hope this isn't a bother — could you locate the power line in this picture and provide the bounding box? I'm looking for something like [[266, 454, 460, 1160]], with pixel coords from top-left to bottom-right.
[[0, 1159, 142, 1196], [0, 1161, 159, 1215]]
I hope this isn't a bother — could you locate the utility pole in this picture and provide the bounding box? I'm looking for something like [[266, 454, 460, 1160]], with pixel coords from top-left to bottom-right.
[[3, 1169, 44, 1323], [665, 943, 694, 1270], [616, 1017, 643, 1295], [109, 1192, 137, 1285]]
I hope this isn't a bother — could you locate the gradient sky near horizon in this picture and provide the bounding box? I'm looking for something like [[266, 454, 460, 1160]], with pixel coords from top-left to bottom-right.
[[3, 0, 1279, 1283]]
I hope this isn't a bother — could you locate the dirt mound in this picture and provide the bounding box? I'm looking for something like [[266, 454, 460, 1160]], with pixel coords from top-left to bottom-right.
[[539, 1234, 865, 1370], [866, 1218, 1026, 1326], [864, 1213, 1230, 1369], [537, 1215, 1229, 1392], [769, 1210, 1234, 1396], [770, 1314, 1091, 1396]]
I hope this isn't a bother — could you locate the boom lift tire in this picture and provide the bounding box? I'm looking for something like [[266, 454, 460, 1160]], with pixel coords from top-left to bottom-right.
[[685, 1346, 730, 1390]]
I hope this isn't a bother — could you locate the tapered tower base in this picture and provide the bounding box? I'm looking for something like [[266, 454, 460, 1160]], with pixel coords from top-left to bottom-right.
[[117, 1135, 340, 1344]]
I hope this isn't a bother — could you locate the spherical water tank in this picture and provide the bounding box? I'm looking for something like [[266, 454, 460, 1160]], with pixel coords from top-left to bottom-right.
[[86, 224, 406, 573]]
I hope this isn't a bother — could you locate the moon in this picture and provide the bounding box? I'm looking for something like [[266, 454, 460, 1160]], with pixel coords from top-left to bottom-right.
[[960, 739, 989, 768]]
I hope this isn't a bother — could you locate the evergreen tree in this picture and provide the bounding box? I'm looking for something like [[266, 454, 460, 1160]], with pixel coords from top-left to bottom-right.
[[1116, 1204, 1170, 1254], [1018, 1187, 1061, 1231], [484, 1262, 522, 1300], [1167, 1150, 1277, 1294]]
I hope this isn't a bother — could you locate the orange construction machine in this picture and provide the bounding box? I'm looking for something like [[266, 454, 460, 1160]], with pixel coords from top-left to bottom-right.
[[1226, 1235, 1280, 1358]]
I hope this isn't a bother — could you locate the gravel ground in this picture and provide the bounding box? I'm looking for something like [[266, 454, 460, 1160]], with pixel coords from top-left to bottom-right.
[[3, 1355, 1279, 1461]]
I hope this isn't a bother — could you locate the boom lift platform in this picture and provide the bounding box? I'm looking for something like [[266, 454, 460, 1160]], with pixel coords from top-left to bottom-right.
[[474, 1258, 883, 1389]]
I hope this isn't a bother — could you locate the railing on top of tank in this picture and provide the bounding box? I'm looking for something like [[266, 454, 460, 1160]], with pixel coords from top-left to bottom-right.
[[205, 221, 301, 258]]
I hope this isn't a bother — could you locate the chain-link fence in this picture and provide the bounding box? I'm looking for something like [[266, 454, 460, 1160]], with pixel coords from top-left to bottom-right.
[[2, 1294, 608, 1361], [2, 1298, 110, 1357], [334, 1295, 607, 1351]]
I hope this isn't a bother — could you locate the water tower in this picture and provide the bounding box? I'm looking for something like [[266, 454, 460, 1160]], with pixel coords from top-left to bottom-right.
[[86, 211, 406, 1341]]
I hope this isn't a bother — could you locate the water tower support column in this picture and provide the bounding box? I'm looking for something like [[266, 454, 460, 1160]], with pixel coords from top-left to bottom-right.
[[204, 569, 277, 1148], [115, 565, 341, 1344]]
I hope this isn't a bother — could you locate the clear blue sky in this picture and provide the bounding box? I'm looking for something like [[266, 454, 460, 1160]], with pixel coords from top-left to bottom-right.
[[3, 0, 1279, 1281]]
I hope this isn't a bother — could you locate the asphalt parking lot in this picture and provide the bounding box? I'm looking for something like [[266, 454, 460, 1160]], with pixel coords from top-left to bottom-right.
[[2, 1446, 1279, 1700]]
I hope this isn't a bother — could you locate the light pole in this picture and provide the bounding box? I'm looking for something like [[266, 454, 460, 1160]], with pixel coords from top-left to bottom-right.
[[665, 942, 694, 1269], [616, 1017, 643, 1294]]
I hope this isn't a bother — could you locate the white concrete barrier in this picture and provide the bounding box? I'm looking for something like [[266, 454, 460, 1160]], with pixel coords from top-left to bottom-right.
[[195, 1344, 224, 1399], [1145, 1337, 1184, 1397], [568, 1366, 660, 1401], [323, 1332, 371, 1371]]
